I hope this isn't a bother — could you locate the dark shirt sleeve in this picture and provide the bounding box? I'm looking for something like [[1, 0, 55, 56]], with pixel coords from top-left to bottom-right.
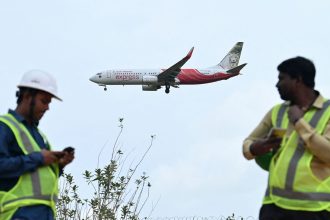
[[0, 122, 44, 179]]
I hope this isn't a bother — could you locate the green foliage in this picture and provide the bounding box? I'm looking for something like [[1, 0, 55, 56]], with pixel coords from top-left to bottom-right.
[[56, 118, 156, 220]]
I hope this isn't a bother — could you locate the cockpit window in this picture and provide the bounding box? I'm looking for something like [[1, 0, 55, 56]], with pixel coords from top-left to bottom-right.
[[96, 72, 102, 78]]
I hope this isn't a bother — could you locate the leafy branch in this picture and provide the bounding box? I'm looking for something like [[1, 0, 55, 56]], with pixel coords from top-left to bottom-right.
[[56, 118, 156, 220]]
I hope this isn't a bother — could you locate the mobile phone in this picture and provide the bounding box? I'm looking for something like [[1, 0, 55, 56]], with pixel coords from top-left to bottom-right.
[[63, 146, 75, 153], [267, 128, 286, 138]]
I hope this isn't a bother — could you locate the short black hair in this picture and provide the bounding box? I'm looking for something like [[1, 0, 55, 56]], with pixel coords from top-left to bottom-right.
[[277, 56, 316, 88]]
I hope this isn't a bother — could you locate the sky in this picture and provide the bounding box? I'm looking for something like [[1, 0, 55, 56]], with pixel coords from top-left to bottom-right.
[[1, 0, 330, 219]]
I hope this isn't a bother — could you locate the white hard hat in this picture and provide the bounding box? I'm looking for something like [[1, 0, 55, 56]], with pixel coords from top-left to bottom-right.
[[17, 70, 62, 101]]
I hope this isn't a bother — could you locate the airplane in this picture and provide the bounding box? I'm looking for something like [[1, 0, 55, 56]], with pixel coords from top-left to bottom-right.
[[89, 42, 247, 94]]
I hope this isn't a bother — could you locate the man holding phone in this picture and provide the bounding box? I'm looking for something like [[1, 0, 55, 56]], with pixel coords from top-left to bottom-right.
[[0, 70, 74, 220], [243, 57, 330, 219]]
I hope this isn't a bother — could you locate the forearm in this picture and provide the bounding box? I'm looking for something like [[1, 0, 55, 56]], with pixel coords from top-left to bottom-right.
[[296, 119, 330, 163], [243, 139, 255, 160], [243, 110, 273, 160], [0, 152, 44, 178]]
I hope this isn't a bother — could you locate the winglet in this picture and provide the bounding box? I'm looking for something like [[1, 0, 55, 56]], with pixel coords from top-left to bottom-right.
[[186, 47, 194, 59], [226, 63, 247, 74]]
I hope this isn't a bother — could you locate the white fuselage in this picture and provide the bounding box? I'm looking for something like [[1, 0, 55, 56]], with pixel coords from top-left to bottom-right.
[[94, 69, 164, 85], [90, 67, 227, 86]]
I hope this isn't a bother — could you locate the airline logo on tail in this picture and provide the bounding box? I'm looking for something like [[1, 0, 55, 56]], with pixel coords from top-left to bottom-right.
[[218, 42, 243, 69], [90, 42, 247, 94]]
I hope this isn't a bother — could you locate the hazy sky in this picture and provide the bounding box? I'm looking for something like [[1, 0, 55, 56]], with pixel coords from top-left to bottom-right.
[[1, 1, 330, 218]]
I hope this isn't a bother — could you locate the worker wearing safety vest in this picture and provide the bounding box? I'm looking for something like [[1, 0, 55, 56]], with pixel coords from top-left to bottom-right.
[[243, 57, 330, 220], [0, 70, 75, 220]]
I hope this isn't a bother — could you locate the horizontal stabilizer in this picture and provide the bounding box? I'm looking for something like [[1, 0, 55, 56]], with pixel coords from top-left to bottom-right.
[[226, 63, 247, 74]]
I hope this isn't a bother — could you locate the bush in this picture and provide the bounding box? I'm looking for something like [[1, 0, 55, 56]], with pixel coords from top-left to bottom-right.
[[56, 118, 156, 220]]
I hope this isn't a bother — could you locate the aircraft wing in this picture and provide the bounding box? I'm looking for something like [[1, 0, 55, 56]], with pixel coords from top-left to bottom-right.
[[158, 47, 194, 83]]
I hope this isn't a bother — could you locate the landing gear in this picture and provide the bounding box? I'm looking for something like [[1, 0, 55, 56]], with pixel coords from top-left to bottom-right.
[[165, 84, 170, 94], [99, 84, 108, 91]]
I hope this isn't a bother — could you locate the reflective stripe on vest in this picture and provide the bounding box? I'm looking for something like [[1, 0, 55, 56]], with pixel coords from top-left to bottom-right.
[[2, 195, 58, 207], [272, 100, 330, 202], [276, 104, 288, 128], [0, 114, 58, 216]]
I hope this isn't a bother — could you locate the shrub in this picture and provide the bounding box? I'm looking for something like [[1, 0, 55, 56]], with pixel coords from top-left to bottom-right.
[[56, 118, 156, 220]]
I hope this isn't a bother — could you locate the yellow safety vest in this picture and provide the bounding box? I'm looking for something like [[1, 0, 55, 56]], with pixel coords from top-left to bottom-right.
[[263, 100, 330, 211], [0, 114, 59, 220], [255, 103, 289, 171]]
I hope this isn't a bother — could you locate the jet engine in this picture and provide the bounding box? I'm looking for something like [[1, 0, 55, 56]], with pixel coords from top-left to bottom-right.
[[142, 84, 160, 91], [142, 75, 158, 84]]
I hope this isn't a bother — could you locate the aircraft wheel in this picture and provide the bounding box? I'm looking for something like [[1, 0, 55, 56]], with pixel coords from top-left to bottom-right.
[[104, 87, 107, 91], [165, 84, 170, 94]]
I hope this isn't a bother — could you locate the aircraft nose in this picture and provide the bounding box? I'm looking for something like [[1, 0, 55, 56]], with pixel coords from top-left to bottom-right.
[[89, 75, 99, 83]]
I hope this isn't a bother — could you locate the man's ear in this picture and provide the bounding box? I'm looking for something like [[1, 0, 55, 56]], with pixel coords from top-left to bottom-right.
[[21, 91, 33, 103], [295, 75, 303, 84]]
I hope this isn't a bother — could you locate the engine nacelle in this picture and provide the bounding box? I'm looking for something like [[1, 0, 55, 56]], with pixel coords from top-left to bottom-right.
[[142, 75, 158, 85], [142, 84, 160, 91]]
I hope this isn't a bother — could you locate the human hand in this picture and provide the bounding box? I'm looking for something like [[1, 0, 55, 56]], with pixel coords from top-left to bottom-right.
[[288, 105, 304, 124], [58, 149, 75, 169], [250, 137, 282, 156], [41, 149, 65, 165]]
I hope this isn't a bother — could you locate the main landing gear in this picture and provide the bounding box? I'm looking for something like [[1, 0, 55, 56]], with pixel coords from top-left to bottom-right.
[[165, 84, 170, 94]]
